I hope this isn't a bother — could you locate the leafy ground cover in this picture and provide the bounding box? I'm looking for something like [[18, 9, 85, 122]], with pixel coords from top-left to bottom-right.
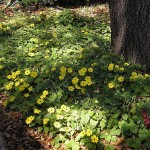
[[0, 5, 150, 150]]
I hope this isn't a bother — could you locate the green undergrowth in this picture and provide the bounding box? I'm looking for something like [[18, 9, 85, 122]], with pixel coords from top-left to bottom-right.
[[0, 8, 150, 150]]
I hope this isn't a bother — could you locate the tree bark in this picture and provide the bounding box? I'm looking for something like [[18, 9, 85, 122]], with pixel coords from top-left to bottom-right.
[[109, 0, 150, 68]]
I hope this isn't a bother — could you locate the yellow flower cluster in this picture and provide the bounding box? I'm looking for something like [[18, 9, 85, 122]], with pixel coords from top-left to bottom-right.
[[37, 90, 49, 105], [60, 105, 70, 112], [80, 130, 98, 143], [56, 114, 64, 120], [72, 77, 79, 85], [80, 129, 92, 137], [47, 107, 55, 113], [5, 81, 14, 90], [19, 81, 30, 92], [80, 76, 92, 87], [7, 70, 20, 80], [26, 116, 35, 124], [34, 108, 41, 114], [43, 118, 49, 125], [78, 68, 87, 76], [130, 71, 142, 81]]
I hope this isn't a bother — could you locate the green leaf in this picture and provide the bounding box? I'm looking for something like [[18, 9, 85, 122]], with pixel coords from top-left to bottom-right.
[[105, 144, 115, 150], [105, 135, 111, 142], [122, 114, 128, 120], [54, 143, 61, 148], [100, 119, 106, 130], [90, 119, 98, 128], [72, 142, 80, 150], [71, 110, 78, 116], [38, 126, 43, 133], [44, 126, 49, 134], [81, 113, 90, 124]]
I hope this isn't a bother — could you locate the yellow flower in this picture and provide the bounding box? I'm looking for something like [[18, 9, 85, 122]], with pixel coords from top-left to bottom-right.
[[78, 68, 87, 76], [132, 72, 138, 77], [30, 24, 35, 28], [75, 84, 81, 90], [124, 62, 129, 66], [118, 76, 125, 82], [7, 75, 12, 79], [86, 129, 92, 136], [43, 90, 49, 96], [60, 66, 67, 73], [59, 75, 64, 80], [24, 69, 31, 75], [56, 114, 64, 120], [30, 71, 37, 78], [51, 67, 56, 71], [24, 93, 30, 97], [108, 82, 115, 89], [68, 86, 74, 91], [80, 130, 86, 137], [28, 86, 33, 92], [19, 85, 25, 91], [23, 83, 29, 88], [54, 122, 62, 128], [25, 116, 35, 125], [108, 64, 114, 71], [15, 70, 20, 75], [11, 72, 16, 79], [47, 107, 55, 113], [40, 95, 46, 99], [56, 109, 61, 114], [114, 65, 119, 70], [9, 96, 15, 102], [37, 98, 44, 105], [88, 68, 93, 72], [72, 77, 79, 85], [91, 135, 99, 143], [68, 68, 73, 73], [60, 105, 69, 111], [34, 109, 41, 114], [0, 65, 3, 69], [80, 81, 87, 87], [143, 74, 149, 79], [43, 118, 49, 125], [78, 54, 82, 59], [64, 107, 70, 112], [15, 81, 20, 86], [85, 76, 92, 86], [119, 67, 124, 71], [5, 84, 12, 90]]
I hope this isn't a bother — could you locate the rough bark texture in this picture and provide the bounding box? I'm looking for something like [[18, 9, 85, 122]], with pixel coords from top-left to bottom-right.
[[109, 0, 150, 68]]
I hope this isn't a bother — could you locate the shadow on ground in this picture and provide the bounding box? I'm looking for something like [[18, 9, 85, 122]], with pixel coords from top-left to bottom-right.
[[0, 94, 45, 150]]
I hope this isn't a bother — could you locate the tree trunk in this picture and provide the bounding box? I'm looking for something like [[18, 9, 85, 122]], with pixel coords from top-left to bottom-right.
[[109, 0, 150, 68]]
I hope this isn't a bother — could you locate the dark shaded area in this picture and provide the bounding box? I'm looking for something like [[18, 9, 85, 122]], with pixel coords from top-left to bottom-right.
[[0, 94, 44, 150]]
